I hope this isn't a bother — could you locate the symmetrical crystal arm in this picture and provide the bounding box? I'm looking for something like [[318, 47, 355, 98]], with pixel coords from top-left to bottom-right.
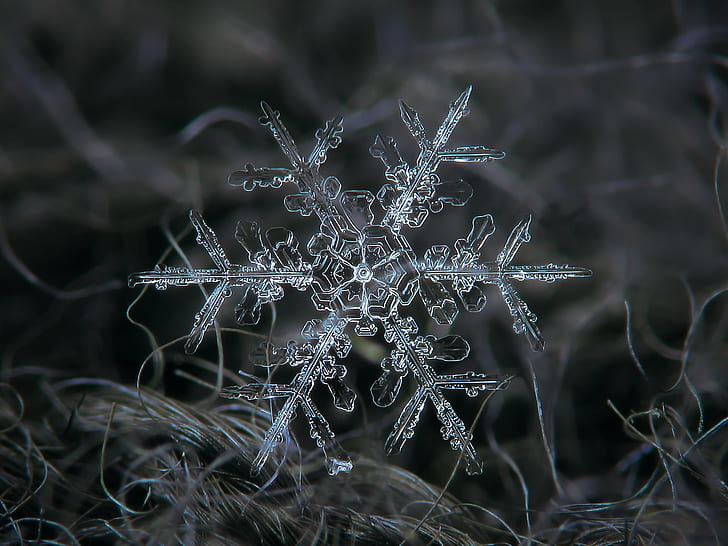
[[221, 314, 351, 475], [419, 260, 591, 352], [129, 261, 312, 354], [382, 88, 472, 229], [418, 214, 592, 351], [128, 210, 313, 353], [228, 103, 365, 242], [379, 87, 505, 231], [383, 318, 493, 475]]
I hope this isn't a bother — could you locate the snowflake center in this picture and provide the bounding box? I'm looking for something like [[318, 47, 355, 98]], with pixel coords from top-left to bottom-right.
[[354, 262, 374, 282]]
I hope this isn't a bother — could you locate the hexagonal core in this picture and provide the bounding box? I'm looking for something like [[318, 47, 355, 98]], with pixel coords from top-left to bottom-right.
[[354, 262, 374, 282]]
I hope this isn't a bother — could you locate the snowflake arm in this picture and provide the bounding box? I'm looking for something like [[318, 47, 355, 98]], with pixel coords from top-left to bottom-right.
[[223, 381, 348, 473], [228, 102, 363, 243], [129, 210, 312, 353], [221, 314, 354, 475], [378, 317, 511, 475], [375, 86, 506, 231], [421, 214, 592, 351]]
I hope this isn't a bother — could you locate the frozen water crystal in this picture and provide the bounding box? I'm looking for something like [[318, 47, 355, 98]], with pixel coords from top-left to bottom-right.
[[130, 86, 591, 476]]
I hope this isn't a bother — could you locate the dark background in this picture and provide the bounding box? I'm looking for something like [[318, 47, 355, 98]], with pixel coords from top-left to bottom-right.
[[1, 1, 727, 544]]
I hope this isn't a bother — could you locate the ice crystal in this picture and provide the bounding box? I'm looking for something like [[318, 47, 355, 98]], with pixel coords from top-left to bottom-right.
[[129, 87, 591, 476]]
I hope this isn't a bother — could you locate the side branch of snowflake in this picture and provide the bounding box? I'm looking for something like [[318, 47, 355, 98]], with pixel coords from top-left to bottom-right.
[[130, 87, 591, 476]]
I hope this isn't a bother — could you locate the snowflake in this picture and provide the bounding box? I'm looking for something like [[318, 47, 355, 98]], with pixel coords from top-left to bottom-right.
[[130, 87, 591, 476]]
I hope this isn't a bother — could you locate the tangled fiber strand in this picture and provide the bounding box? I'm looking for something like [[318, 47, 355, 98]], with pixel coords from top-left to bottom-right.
[[0, 377, 514, 545], [526, 288, 728, 545]]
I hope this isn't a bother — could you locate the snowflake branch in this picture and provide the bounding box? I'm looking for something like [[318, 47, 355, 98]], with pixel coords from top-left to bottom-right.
[[420, 214, 592, 349], [380, 87, 504, 231], [422, 264, 593, 283], [229, 103, 366, 243], [129, 210, 313, 353], [382, 318, 501, 475], [259, 101, 303, 168], [222, 314, 351, 475]]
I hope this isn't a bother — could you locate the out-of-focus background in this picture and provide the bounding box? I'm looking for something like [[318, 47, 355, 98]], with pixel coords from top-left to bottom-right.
[[1, 1, 727, 544]]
